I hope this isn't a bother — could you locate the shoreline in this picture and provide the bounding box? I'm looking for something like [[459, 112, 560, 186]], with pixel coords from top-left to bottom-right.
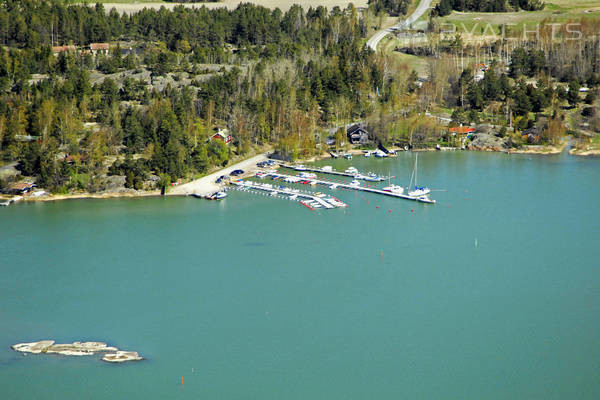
[[2, 143, 590, 205], [19, 190, 162, 203], [568, 148, 600, 156]]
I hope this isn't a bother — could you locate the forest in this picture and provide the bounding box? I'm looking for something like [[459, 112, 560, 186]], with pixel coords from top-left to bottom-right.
[[0, 0, 598, 195], [433, 0, 544, 17], [0, 0, 391, 193]]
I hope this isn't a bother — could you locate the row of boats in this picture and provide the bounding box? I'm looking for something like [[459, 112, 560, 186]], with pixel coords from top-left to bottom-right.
[[234, 180, 347, 209], [291, 154, 432, 199], [333, 149, 395, 159]]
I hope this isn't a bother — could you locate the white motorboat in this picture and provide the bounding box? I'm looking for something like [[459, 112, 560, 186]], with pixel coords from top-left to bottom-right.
[[409, 187, 431, 197], [349, 180, 361, 187], [298, 172, 317, 179], [345, 167, 358, 174], [382, 184, 404, 195], [294, 164, 307, 171], [343, 153, 352, 159], [364, 151, 371, 157], [321, 165, 333, 172], [206, 191, 227, 200], [373, 149, 388, 158], [284, 176, 301, 183], [364, 172, 383, 182]]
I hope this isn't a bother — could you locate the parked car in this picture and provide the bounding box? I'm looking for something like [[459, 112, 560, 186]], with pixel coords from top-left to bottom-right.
[[230, 169, 244, 176], [215, 175, 228, 183]]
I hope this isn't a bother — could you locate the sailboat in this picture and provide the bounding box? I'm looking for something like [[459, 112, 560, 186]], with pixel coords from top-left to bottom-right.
[[407, 154, 430, 197]]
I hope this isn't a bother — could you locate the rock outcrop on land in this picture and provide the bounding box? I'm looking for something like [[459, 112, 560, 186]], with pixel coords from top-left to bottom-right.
[[466, 133, 509, 151], [11, 340, 142, 363]]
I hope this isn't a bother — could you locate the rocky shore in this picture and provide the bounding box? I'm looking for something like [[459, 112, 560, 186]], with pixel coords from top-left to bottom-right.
[[12, 340, 143, 363], [569, 148, 600, 156]]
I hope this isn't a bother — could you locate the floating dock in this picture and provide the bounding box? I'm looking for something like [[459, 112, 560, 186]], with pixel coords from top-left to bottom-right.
[[268, 172, 436, 204], [230, 180, 347, 210], [278, 164, 388, 181]]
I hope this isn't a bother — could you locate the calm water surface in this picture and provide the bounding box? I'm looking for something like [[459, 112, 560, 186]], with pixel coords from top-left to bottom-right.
[[1, 152, 599, 399]]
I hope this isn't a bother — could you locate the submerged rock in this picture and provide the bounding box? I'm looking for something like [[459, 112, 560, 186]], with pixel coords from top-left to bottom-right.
[[11, 340, 140, 363]]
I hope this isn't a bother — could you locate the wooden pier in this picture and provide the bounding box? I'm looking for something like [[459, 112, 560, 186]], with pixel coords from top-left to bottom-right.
[[268, 172, 436, 204], [278, 164, 388, 181]]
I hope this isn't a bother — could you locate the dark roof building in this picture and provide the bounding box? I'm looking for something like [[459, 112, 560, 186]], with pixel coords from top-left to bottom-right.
[[347, 124, 369, 145]]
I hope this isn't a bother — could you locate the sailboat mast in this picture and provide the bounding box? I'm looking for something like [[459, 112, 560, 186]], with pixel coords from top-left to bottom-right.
[[415, 154, 418, 189]]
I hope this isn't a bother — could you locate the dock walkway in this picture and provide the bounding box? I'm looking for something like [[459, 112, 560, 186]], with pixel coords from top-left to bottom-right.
[[278, 164, 388, 181], [230, 180, 347, 210], [269, 172, 436, 204]]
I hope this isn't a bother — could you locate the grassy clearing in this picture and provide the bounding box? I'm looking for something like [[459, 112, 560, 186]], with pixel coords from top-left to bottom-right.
[[438, 0, 600, 33], [380, 36, 430, 76]]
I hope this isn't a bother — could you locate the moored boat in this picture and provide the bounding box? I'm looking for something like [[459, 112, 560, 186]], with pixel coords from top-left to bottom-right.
[[407, 154, 431, 197], [298, 172, 317, 179], [408, 187, 431, 197], [382, 184, 404, 195], [206, 191, 227, 200]]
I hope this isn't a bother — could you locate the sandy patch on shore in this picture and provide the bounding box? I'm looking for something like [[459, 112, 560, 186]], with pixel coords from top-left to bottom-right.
[[102, 0, 367, 14], [22, 190, 161, 202], [569, 148, 600, 156], [168, 153, 268, 196]]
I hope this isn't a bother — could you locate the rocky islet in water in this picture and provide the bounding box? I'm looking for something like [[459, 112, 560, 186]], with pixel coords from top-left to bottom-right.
[[11, 340, 142, 363]]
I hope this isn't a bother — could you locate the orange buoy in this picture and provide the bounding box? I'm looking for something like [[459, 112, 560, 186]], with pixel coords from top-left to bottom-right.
[[181, 377, 184, 386]]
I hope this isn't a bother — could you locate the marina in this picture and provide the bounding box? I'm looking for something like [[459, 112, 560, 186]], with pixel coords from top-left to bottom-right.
[[278, 163, 390, 182], [230, 180, 348, 210], [2, 152, 600, 400], [266, 172, 436, 204]]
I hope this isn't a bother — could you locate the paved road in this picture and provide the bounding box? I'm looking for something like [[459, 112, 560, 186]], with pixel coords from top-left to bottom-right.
[[366, 0, 433, 51], [168, 153, 268, 196]]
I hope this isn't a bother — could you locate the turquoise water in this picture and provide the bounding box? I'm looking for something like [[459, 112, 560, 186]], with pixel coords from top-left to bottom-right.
[[1, 151, 599, 399]]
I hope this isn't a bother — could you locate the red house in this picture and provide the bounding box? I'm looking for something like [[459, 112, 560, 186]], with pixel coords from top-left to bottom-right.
[[449, 126, 476, 135], [210, 129, 232, 145]]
